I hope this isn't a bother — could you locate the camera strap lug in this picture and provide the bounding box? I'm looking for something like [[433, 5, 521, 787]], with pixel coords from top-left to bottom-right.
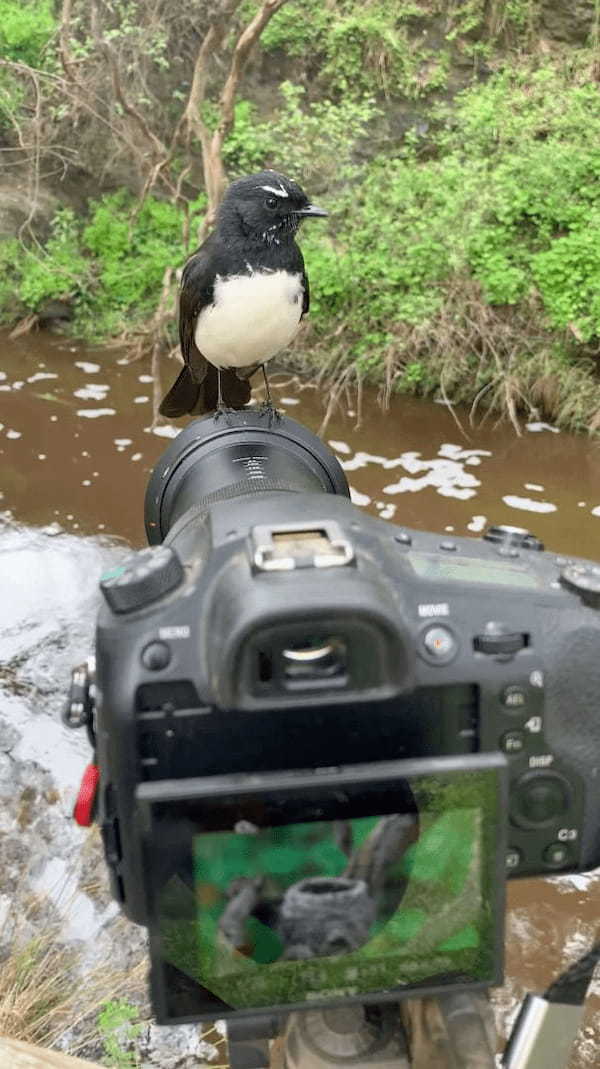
[[63, 656, 96, 729]]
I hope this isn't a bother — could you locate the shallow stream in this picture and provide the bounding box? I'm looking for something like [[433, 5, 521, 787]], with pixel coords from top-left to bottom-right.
[[0, 329, 598, 1065]]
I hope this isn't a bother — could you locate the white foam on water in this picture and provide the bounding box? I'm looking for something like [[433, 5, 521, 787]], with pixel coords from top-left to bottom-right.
[[524, 483, 544, 492], [384, 458, 481, 501], [591, 506, 600, 517], [280, 396, 299, 405], [131, 453, 142, 462], [503, 494, 557, 514], [138, 374, 153, 383], [134, 395, 149, 404], [150, 425, 179, 438], [546, 868, 600, 893], [27, 372, 58, 383], [74, 361, 100, 373], [467, 515, 487, 533], [328, 440, 352, 454], [438, 443, 492, 461], [114, 438, 132, 446], [341, 445, 489, 506], [341, 451, 389, 471], [349, 487, 371, 507], [378, 503, 396, 519], [74, 383, 110, 401], [77, 408, 116, 418], [6, 429, 22, 439], [525, 421, 560, 433]]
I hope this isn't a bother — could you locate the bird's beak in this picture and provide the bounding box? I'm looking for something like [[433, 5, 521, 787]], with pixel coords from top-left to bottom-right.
[[294, 204, 328, 218]]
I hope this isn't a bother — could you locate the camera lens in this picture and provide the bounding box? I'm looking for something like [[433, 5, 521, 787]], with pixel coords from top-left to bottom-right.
[[145, 411, 350, 542]]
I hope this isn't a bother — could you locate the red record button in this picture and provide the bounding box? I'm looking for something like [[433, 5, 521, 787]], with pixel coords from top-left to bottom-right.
[[74, 763, 100, 826]]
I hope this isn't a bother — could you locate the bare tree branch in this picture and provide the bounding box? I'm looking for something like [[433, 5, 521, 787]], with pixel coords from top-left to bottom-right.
[[203, 0, 291, 232], [90, 1, 168, 164], [58, 0, 81, 86]]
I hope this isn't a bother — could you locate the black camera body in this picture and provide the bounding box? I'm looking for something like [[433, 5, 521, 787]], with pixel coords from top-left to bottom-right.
[[93, 412, 600, 944]]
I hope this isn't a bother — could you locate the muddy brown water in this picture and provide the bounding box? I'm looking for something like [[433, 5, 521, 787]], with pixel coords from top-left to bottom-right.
[[1, 329, 599, 1065]]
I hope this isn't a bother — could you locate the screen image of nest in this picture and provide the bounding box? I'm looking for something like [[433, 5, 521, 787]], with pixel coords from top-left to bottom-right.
[[154, 769, 502, 1013]]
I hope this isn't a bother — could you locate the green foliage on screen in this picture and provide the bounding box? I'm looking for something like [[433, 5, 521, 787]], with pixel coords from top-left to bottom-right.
[[157, 769, 500, 1010]]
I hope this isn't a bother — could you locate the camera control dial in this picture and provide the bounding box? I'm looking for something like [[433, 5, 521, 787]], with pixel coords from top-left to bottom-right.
[[511, 770, 572, 829], [483, 525, 544, 552], [474, 621, 526, 655], [100, 546, 184, 614]]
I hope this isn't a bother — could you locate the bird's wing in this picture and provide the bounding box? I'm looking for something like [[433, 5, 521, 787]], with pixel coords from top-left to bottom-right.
[[302, 267, 310, 317], [292, 244, 309, 317], [179, 239, 218, 380]]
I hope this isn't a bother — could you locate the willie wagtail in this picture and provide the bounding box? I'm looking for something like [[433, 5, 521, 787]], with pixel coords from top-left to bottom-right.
[[159, 170, 327, 418]]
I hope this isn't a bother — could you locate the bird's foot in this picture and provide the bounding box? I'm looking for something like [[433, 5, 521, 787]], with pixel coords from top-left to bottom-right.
[[257, 400, 282, 425], [213, 405, 239, 424]]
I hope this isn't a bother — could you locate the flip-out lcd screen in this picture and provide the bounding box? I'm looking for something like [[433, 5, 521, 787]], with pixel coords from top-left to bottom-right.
[[139, 754, 506, 1023]]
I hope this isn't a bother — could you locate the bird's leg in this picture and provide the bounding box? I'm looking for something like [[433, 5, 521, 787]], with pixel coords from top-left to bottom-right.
[[262, 364, 272, 407], [214, 368, 228, 421], [258, 364, 281, 423]]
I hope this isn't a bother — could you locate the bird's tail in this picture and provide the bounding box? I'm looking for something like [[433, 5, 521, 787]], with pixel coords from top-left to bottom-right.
[[159, 365, 199, 418], [159, 364, 252, 418]]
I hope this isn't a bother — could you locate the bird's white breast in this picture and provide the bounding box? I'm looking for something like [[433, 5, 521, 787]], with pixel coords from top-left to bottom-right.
[[194, 269, 303, 368]]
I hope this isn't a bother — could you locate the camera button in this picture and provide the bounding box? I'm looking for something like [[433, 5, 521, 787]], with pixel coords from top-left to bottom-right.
[[421, 625, 458, 663], [543, 842, 571, 868], [142, 641, 171, 671], [501, 730, 525, 754], [506, 847, 522, 871], [512, 771, 571, 828], [501, 684, 527, 709]]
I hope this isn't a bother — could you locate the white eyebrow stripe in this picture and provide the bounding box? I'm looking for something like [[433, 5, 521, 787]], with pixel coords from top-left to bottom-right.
[[260, 184, 289, 198]]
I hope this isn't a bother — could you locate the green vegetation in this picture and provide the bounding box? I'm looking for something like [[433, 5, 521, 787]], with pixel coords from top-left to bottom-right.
[[0, 888, 145, 1059], [253, 0, 544, 97], [2, 1, 600, 431], [0, 0, 55, 65], [97, 999, 141, 1069]]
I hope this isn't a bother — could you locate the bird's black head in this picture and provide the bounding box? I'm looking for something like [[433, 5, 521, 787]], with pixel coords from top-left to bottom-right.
[[217, 170, 327, 246]]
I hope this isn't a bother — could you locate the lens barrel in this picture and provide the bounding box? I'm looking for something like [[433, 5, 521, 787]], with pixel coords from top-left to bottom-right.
[[145, 411, 350, 543]]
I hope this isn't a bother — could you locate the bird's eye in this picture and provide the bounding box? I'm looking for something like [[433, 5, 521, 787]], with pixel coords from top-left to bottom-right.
[[265, 196, 278, 210]]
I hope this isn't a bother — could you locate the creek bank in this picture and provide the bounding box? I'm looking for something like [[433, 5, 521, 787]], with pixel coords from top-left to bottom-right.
[[0, 516, 221, 1067]]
